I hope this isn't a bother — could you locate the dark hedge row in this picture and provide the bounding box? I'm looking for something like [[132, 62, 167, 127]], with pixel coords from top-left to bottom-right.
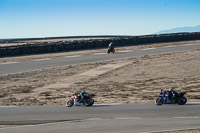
[[0, 32, 200, 57]]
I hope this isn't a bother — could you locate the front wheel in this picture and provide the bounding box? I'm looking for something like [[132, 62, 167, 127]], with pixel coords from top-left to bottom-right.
[[66, 99, 74, 107], [155, 97, 164, 105], [107, 49, 111, 54], [178, 97, 187, 105]]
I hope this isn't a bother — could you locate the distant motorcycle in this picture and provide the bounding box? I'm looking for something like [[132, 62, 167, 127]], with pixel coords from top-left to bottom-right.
[[66, 93, 95, 107], [107, 42, 115, 54], [107, 47, 115, 54], [155, 89, 187, 105]]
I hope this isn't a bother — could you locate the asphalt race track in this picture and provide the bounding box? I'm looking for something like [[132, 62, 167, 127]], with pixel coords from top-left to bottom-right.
[[0, 103, 200, 133], [0, 43, 200, 133], [0, 43, 200, 76]]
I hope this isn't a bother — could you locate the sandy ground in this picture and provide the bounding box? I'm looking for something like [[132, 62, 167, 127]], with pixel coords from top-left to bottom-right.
[[0, 48, 200, 106], [1, 40, 200, 63]]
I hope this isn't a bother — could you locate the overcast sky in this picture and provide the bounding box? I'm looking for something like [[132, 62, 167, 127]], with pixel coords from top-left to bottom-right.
[[0, 0, 200, 39]]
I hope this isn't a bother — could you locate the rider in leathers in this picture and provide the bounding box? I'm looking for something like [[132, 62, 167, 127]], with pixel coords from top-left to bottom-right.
[[167, 88, 178, 101], [108, 42, 114, 50], [75, 91, 89, 102]]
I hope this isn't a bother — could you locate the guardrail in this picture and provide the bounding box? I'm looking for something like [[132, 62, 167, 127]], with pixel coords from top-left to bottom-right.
[[0, 32, 200, 57]]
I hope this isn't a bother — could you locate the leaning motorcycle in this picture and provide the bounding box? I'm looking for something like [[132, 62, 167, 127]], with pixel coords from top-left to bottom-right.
[[155, 89, 187, 105], [66, 93, 95, 107]]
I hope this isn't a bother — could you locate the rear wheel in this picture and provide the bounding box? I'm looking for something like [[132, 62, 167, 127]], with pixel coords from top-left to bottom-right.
[[66, 99, 74, 107], [85, 99, 94, 106], [178, 97, 187, 105], [155, 97, 164, 105], [112, 49, 115, 53]]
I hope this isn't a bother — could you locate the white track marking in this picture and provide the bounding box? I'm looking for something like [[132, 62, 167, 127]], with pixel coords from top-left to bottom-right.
[[65, 55, 82, 58], [184, 43, 196, 46], [114, 117, 141, 120], [187, 102, 200, 105], [33, 58, 52, 61], [0, 106, 17, 108], [118, 50, 133, 53], [30, 119, 46, 121], [141, 48, 157, 50], [87, 117, 142, 121], [0, 62, 18, 65], [86, 118, 102, 121], [143, 127, 200, 133], [0, 120, 75, 130], [94, 103, 121, 106], [92, 53, 107, 55], [164, 45, 176, 48], [173, 116, 200, 119]]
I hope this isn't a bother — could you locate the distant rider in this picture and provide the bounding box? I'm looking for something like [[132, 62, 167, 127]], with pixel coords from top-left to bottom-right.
[[108, 42, 114, 50]]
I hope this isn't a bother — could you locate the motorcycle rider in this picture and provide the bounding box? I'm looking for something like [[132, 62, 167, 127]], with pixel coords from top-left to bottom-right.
[[108, 42, 115, 52], [108, 42, 113, 48], [167, 88, 178, 101], [80, 90, 89, 100], [75, 91, 89, 102]]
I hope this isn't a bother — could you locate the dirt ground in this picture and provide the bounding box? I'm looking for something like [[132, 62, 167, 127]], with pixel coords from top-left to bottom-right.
[[0, 46, 200, 105]]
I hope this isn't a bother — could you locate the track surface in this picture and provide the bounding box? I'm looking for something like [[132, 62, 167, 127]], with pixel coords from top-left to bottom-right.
[[0, 43, 200, 76], [1, 44, 200, 132], [0, 103, 200, 133]]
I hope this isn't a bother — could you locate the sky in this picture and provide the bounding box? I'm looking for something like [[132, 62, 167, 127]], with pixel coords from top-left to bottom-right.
[[0, 0, 200, 39]]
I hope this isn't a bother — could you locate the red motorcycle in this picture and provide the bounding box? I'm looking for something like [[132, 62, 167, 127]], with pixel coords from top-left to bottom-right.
[[66, 93, 95, 107]]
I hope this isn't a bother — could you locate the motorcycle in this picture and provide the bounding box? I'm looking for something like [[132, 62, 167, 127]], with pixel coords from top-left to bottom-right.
[[66, 93, 95, 107], [155, 89, 187, 105], [107, 47, 115, 54]]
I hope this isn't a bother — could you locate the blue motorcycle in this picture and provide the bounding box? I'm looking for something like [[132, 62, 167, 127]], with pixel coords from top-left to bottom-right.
[[155, 89, 187, 105]]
